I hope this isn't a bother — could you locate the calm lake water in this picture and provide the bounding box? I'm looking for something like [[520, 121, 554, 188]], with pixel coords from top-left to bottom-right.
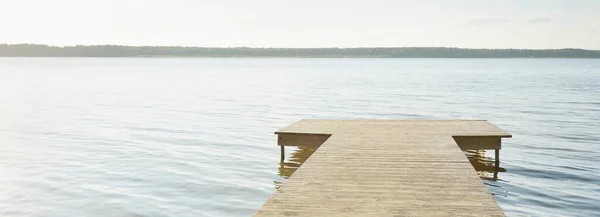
[[1, 58, 599, 217]]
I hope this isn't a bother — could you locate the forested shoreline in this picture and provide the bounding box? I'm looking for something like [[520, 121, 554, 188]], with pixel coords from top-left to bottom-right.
[[1, 44, 599, 58]]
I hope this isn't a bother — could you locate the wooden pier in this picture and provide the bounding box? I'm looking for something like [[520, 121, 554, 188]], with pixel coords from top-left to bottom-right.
[[255, 120, 511, 217]]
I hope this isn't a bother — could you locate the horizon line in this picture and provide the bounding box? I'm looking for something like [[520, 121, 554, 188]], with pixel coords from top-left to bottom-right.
[[2, 43, 599, 51]]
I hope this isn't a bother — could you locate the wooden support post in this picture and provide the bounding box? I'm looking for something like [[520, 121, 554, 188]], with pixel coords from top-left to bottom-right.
[[280, 145, 285, 162], [494, 149, 500, 180]]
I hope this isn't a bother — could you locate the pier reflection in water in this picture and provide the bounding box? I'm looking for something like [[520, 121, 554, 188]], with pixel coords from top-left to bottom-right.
[[274, 145, 318, 189], [275, 146, 505, 188], [464, 149, 506, 181]]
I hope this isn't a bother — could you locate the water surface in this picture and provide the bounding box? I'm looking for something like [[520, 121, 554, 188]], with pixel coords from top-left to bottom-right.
[[1, 58, 599, 216]]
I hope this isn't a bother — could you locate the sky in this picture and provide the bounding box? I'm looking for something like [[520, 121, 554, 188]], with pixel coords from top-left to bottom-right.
[[0, 0, 599, 49]]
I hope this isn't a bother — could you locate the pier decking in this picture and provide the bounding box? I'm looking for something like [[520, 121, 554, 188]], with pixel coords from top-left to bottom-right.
[[255, 120, 511, 217]]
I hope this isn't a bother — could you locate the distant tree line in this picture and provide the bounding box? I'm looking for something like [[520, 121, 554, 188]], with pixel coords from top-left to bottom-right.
[[1, 44, 599, 58]]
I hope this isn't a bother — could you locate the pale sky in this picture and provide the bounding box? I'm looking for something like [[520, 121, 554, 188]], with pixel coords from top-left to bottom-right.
[[1, 0, 599, 49]]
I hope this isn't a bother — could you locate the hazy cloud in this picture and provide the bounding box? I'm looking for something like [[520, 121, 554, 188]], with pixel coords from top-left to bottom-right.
[[465, 18, 510, 26], [529, 18, 553, 24]]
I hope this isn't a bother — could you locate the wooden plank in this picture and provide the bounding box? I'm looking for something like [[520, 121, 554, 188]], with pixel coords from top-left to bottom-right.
[[255, 120, 511, 217], [277, 133, 331, 147], [453, 136, 502, 150]]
